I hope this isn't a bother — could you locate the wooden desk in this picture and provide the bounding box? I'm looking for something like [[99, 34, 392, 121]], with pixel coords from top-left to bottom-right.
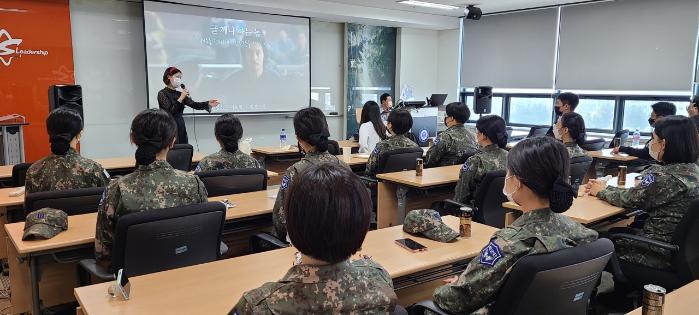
[[74, 217, 498, 315], [503, 195, 626, 225], [337, 140, 360, 148], [251, 145, 301, 157], [588, 149, 638, 162], [337, 154, 369, 167], [627, 280, 699, 314], [377, 165, 461, 189], [607, 173, 642, 189], [0, 187, 24, 208], [0, 164, 12, 181]]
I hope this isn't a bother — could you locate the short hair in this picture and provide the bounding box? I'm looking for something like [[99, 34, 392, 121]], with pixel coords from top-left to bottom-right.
[[380, 93, 391, 104], [131, 109, 177, 166], [294, 107, 330, 152], [445, 102, 470, 124], [653, 115, 698, 164], [215, 114, 244, 153], [475, 115, 508, 149], [508, 137, 574, 213], [162, 67, 181, 85], [46, 108, 83, 155], [285, 163, 371, 263], [651, 102, 676, 117], [560, 112, 586, 145], [690, 95, 698, 108], [556, 92, 579, 111], [387, 109, 413, 135]]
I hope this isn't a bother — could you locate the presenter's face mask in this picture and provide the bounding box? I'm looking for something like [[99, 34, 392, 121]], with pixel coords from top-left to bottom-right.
[[171, 76, 182, 87]]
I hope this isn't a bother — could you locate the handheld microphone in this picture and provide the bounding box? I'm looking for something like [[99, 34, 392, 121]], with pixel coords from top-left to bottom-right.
[[180, 84, 186, 89]]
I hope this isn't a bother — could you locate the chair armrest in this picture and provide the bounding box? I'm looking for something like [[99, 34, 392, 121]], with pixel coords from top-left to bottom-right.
[[610, 233, 680, 252], [359, 175, 378, 184], [410, 301, 454, 315], [249, 233, 289, 253], [78, 259, 116, 281]]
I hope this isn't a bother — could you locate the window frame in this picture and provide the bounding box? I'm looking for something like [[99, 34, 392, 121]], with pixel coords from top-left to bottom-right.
[[618, 95, 689, 136], [503, 93, 556, 128], [575, 95, 618, 134]]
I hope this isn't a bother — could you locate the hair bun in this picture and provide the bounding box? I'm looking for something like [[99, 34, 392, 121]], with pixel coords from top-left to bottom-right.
[[49, 133, 73, 155], [549, 177, 575, 213]]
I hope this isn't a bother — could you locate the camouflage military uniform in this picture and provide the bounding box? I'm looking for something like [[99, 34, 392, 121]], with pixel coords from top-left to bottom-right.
[[272, 151, 348, 239], [564, 142, 588, 159], [233, 257, 397, 314], [365, 134, 419, 177], [597, 163, 699, 269], [195, 149, 260, 172], [25, 148, 110, 194], [425, 124, 478, 168], [433, 208, 597, 314], [453, 144, 507, 205], [95, 160, 208, 261]]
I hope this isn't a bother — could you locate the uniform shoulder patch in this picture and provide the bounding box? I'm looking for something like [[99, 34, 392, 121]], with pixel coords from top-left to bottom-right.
[[280, 175, 290, 190], [639, 173, 656, 188], [479, 240, 503, 267], [461, 161, 471, 171], [372, 145, 380, 155], [194, 164, 202, 173]]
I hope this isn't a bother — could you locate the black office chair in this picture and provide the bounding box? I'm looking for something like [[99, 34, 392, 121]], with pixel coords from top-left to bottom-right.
[[327, 140, 341, 155], [196, 168, 267, 197], [249, 232, 290, 253], [609, 129, 630, 148], [24, 186, 105, 218], [406, 132, 420, 146], [410, 238, 614, 315], [444, 170, 507, 228], [377, 147, 425, 174], [580, 138, 606, 152], [505, 127, 513, 138], [609, 199, 699, 292], [570, 155, 593, 193], [11, 162, 32, 187], [167, 144, 194, 171], [526, 126, 549, 138], [78, 202, 226, 283]]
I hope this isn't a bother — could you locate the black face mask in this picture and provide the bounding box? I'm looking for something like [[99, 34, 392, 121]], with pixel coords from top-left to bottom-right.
[[648, 118, 655, 127]]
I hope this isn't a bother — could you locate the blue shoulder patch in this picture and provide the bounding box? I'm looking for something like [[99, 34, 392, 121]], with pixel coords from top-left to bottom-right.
[[99, 189, 107, 206], [479, 240, 503, 267], [434, 135, 441, 145], [461, 161, 471, 171], [194, 164, 201, 173], [372, 146, 380, 155], [639, 173, 656, 188], [280, 175, 290, 190]]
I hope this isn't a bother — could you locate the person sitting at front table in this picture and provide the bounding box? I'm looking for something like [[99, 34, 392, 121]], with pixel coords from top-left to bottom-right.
[[365, 109, 420, 177], [586, 115, 699, 270], [379, 93, 393, 124], [546, 92, 579, 137], [424, 102, 478, 168], [25, 107, 109, 194], [432, 137, 597, 314], [195, 114, 260, 172], [358, 100, 388, 154], [554, 112, 589, 159], [612, 101, 676, 160], [453, 115, 508, 206], [233, 163, 397, 314], [272, 107, 348, 239], [95, 109, 208, 262]]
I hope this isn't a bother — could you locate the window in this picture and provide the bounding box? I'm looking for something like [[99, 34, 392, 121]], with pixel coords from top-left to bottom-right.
[[576, 98, 615, 131], [466, 96, 504, 120], [622, 99, 686, 133], [508, 97, 554, 125]]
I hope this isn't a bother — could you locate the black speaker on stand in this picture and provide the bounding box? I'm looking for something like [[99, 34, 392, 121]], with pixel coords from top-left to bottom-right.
[[473, 86, 493, 118], [49, 85, 83, 118]]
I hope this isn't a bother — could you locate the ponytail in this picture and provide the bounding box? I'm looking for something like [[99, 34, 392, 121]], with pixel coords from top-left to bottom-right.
[[215, 114, 244, 153], [46, 108, 83, 155], [49, 133, 73, 155], [306, 130, 330, 152], [130, 109, 176, 166]]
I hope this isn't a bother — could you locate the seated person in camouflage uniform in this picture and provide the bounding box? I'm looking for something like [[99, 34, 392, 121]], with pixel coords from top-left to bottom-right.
[[425, 102, 478, 168], [365, 109, 420, 177], [453, 115, 509, 206], [25, 108, 110, 194], [587, 115, 699, 270], [432, 137, 598, 314], [553, 112, 588, 159], [195, 114, 259, 172], [95, 109, 208, 263], [272, 107, 348, 239], [233, 163, 397, 314]]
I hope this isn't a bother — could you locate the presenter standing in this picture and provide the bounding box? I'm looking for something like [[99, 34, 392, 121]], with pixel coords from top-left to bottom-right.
[[157, 67, 219, 144]]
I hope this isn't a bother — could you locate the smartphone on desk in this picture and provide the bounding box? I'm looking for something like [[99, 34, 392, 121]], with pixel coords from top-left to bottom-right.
[[395, 238, 427, 253]]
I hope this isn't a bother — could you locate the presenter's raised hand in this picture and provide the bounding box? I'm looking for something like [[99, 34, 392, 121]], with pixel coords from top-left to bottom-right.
[[209, 100, 220, 107]]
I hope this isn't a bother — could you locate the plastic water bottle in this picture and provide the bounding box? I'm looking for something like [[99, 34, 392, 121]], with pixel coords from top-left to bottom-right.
[[632, 129, 641, 147], [279, 129, 288, 148]]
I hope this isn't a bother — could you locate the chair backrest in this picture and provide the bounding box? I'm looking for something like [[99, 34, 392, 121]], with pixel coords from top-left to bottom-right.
[[580, 138, 605, 152], [492, 238, 614, 315], [609, 129, 630, 148], [526, 126, 550, 138], [569, 155, 593, 193], [671, 199, 699, 283], [377, 147, 425, 174], [167, 144, 194, 171], [505, 127, 513, 138], [196, 168, 267, 197], [327, 140, 341, 155], [110, 202, 225, 277], [12, 162, 32, 187], [472, 170, 507, 228], [24, 187, 105, 217]]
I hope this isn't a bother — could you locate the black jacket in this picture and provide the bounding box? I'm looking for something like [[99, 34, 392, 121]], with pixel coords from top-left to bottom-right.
[[157, 87, 210, 144]]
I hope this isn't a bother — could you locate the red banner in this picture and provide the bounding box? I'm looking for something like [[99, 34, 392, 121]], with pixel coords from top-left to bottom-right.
[[0, 0, 74, 161]]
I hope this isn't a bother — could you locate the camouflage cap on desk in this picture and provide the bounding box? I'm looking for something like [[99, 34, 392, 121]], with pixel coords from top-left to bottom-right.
[[23, 208, 68, 240], [403, 209, 458, 242]]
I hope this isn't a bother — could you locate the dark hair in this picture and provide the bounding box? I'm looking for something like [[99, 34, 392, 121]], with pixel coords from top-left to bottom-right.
[[445, 102, 470, 124], [131, 109, 177, 166], [387, 109, 413, 135], [240, 36, 267, 64], [162, 67, 181, 85], [294, 107, 330, 152], [285, 163, 371, 263], [651, 102, 676, 117], [556, 92, 579, 111], [691, 95, 699, 108], [46, 108, 83, 155], [380, 93, 391, 104], [360, 101, 388, 140], [215, 114, 244, 153], [653, 115, 699, 164], [476, 115, 508, 149], [507, 137, 574, 213], [560, 112, 587, 145]]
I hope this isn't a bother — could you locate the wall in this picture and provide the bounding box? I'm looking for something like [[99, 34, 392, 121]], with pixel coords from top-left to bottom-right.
[[437, 29, 460, 103]]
